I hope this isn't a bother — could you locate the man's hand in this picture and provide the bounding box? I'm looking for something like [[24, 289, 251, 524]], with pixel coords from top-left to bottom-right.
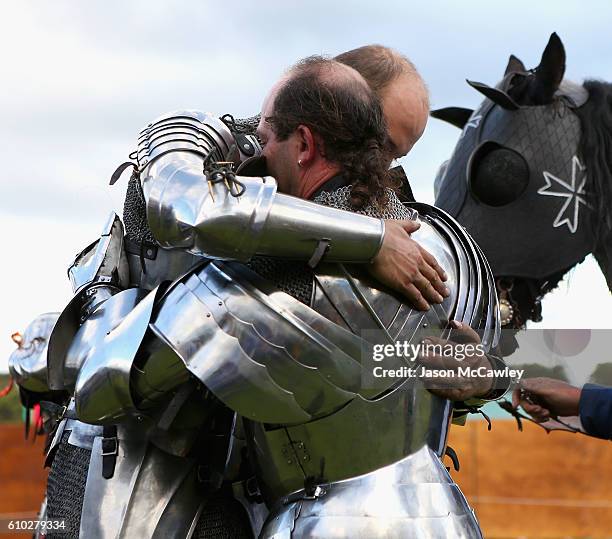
[[512, 378, 581, 422], [418, 321, 492, 400], [370, 219, 449, 310]]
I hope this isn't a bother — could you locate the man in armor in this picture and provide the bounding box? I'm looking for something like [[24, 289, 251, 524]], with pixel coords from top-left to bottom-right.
[[10, 55, 503, 538]]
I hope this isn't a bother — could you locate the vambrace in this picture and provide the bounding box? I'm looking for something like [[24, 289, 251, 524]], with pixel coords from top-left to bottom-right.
[[138, 111, 385, 263]]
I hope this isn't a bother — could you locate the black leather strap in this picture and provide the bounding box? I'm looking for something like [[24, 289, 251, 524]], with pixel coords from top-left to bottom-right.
[[101, 425, 118, 479]]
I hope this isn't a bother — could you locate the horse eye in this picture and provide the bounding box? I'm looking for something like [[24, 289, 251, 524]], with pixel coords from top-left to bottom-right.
[[468, 141, 529, 206]]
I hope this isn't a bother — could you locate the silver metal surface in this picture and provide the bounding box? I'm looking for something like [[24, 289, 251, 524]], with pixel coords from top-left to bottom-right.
[[78, 420, 204, 539], [126, 247, 201, 291], [138, 110, 385, 263], [8, 312, 59, 392], [68, 212, 129, 295], [246, 382, 454, 507], [35, 161, 498, 539], [65, 418, 104, 450], [73, 287, 155, 424], [47, 212, 130, 391], [65, 287, 146, 392], [261, 445, 482, 539], [148, 262, 370, 424]]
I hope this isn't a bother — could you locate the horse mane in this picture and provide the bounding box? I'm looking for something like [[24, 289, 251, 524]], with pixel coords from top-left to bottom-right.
[[575, 80, 612, 244]]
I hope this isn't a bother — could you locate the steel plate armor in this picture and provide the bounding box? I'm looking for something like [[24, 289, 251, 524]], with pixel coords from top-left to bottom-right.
[[11, 110, 500, 539]]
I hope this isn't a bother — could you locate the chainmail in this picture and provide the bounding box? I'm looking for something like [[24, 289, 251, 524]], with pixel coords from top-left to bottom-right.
[[46, 433, 90, 539], [194, 494, 253, 539], [246, 257, 314, 305], [233, 115, 260, 138], [313, 185, 416, 220], [123, 171, 155, 244]]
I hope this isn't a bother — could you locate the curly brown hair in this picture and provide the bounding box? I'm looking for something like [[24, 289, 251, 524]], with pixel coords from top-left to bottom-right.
[[265, 56, 395, 209]]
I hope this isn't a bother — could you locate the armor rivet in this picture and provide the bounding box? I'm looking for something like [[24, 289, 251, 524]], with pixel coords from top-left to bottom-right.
[[244, 143, 251, 150], [297, 442, 304, 449], [218, 301, 223, 306], [303, 455, 310, 461], [146, 249, 153, 257], [422, 322, 428, 328], [206, 313, 211, 318], [287, 459, 293, 465]]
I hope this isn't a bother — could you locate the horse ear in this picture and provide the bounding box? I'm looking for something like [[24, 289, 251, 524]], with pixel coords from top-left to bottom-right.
[[532, 32, 566, 103], [430, 107, 475, 129], [467, 80, 520, 110], [504, 54, 526, 76]]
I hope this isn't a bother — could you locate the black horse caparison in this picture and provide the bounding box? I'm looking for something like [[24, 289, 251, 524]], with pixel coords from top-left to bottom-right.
[[432, 33, 612, 336]]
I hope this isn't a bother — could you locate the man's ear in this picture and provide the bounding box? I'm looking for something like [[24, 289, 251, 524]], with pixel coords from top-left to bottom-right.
[[295, 124, 317, 166]]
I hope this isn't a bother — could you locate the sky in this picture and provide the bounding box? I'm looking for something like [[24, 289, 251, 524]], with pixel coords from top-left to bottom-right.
[[1, 0, 612, 371]]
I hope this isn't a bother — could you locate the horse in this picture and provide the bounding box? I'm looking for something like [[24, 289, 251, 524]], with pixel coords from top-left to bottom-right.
[[431, 33, 612, 339]]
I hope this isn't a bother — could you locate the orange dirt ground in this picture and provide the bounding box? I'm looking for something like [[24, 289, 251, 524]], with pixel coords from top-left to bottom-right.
[[0, 421, 611, 538], [448, 419, 612, 538]]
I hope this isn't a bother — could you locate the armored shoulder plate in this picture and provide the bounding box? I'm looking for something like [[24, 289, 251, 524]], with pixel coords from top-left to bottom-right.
[[9, 313, 59, 393], [46, 213, 130, 391]]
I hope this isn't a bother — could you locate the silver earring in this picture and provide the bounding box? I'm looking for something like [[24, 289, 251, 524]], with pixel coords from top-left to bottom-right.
[[298, 159, 303, 167]]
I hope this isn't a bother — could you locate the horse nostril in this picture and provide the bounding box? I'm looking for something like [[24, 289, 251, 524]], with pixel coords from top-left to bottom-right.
[[469, 142, 529, 206]]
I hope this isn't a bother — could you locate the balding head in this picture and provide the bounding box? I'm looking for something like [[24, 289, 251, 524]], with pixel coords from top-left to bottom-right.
[[288, 56, 370, 96], [257, 55, 391, 206], [336, 45, 429, 158]]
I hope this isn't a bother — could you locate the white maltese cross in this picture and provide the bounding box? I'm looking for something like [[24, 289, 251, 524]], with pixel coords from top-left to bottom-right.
[[537, 156, 588, 234]]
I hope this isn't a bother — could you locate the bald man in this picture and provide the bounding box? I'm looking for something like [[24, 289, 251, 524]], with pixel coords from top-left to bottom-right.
[[336, 45, 429, 160]]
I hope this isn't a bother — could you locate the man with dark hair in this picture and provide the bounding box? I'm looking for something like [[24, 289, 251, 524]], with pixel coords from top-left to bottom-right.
[[257, 56, 449, 310], [262, 56, 391, 209]]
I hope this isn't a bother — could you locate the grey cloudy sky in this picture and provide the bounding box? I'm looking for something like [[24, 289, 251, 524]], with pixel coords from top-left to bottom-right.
[[2, 0, 611, 370]]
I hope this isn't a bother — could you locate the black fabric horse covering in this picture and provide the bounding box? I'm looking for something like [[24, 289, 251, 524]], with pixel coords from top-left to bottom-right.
[[435, 97, 591, 279], [433, 31, 596, 285]]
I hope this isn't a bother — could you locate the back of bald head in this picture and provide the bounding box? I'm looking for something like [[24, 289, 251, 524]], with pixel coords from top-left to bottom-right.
[[335, 45, 427, 101]]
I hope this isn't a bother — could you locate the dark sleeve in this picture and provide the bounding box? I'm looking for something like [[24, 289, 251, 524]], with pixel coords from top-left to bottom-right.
[[579, 383, 612, 440]]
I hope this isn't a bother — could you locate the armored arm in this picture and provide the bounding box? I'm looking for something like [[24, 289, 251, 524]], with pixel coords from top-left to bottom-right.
[[138, 111, 384, 263]]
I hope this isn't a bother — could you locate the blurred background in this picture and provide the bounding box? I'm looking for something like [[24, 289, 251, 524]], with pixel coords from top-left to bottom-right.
[[1, 1, 611, 537]]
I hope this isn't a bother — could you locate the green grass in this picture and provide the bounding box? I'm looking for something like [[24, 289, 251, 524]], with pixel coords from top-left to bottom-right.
[[0, 374, 24, 423]]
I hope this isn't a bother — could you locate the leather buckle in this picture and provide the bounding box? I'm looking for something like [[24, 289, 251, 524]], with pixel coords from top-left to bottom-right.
[[101, 437, 118, 456]]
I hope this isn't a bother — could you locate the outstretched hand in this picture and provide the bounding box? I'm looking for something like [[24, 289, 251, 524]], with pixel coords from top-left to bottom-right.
[[512, 378, 581, 422], [369, 219, 449, 311]]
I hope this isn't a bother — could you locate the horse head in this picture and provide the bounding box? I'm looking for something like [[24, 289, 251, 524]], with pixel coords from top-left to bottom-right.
[[432, 33, 612, 328]]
